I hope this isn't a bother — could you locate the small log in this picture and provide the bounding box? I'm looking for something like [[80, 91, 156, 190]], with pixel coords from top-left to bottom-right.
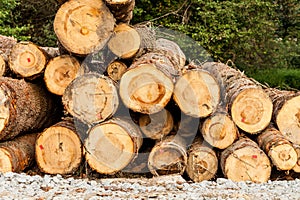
[[138, 109, 174, 140], [148, 135, 187, 176], [62, 73, 119, 124], [108, 23, 141, 59], [0, 77, 58, 141], [220, 137, 271, 183], [106, 60, 127, 82], [201, 109, 239, 149], [44, 55, 84, 95], [104, 0, 135, 24], [265, 88, 300, 144], [292, 144, 300, 173], [54, 0, 115, 56], [257, 126, 297, 171], [186, 138, 218, 182], [119, 53, 176, 114], [173, 68, 220, 118], [203, 62, 273, 134], [84, 117, 143, 174], [0, 133, 37, 173], [8, 41, 49, 79], [35, 118, 82, 174]]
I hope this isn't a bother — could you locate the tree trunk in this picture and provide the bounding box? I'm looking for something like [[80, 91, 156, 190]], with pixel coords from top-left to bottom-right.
[[62, 73, 119, 124], [265, 88, 300, 144], [84, 117, 143, 174], [104, 0, 135, 24], [138, 109, 174, 140], [201, 109, 239, 149], [0, 77, 59, 141], [203, 62, 273, 134], [106, 60, 127, 82], [186, 137, 218, 182], [35, 118, 82, 175], [8, 41, 49, 79], [173, 67, 220, 118], [257, 126, 297, 171], [292, 144, 300, 173], [54, 0, 115, 56], [0, 133, 37, 173], [148, 135, 187, 176], [119, 53, 176, 114], [220, 137, 271, 183], [44, 55, 84, 95]]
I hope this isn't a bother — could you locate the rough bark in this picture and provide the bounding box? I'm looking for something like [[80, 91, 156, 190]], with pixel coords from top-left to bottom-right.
[[119, 53, 176, 114], [173, 67, 220, 118], [202, 62, 273, 134], [8, 41, 49, 79], [265, 88, 300, 144], [104, 0, 135, 24], [62, 73, 119, 124], [44, 55, 84, 95], [292, 144, 300, 173], [138, 109, 174, 140], [106, 60, 127, 82], [186, 137, 218, 182], [0, 133, 37, 173], [0, 35, 17, 62], [54, 0, 115, 56], [257, 126, 297, 171], [148, 135, 187, 176], [0, 55, 7, 76], [220, 137, 271, 183], [201, 109, 239, 149], [0, 77, 59, 141], [35, 118, 82, 174], [84, 117, 143, 174]]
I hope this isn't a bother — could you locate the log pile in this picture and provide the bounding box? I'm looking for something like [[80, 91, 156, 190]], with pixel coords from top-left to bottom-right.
[[0, 0, 300, 184]]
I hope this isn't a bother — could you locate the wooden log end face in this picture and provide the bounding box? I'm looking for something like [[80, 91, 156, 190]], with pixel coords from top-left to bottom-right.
[[292, 146, 300, 172], [35, 126, 82, 174], [276, 95, 300, 144], [269, 144, 298, 170], [0, 148, 13, 173], [0, 87, 10, 134], [231, 88, 273, 134]]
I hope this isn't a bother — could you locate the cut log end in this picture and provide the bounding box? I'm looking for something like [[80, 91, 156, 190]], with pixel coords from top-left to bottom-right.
[[201, 112, 238, 149], [231, 88, 273, 134], [106, 61, 127, 82], [269, 144, 297, 170], [35, 126, 82, 174], [0, 148, 13, 173], [54, 0, 115, 55], [292, 144, 300, 173], [120, 64, 174, 114], [85, 118, 142, 174], [108, 24, 140, 59], [44, 55, 83, 95], [9, 42, 47, 78], [276, 95, 300, 144], [173, 70, 220, 118]]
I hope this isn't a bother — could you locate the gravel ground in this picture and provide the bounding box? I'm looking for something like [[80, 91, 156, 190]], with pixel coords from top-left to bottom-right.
[[0, 173, 300, 200]]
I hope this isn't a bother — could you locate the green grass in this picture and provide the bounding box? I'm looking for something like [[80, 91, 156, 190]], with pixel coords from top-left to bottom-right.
[[245, 68, 300, 90]]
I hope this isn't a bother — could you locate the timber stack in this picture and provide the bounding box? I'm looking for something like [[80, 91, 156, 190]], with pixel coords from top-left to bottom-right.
[[0, 0, 300, 184]]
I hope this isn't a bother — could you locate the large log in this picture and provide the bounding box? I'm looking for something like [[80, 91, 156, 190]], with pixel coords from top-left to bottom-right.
[[0, 77, 59, 141], [265, 88, 300, 144], [84, 117, 143, 174], [119, 53, 176, 114], [203, 62, 273, 134], [104, 0, 135, 24], [201, 109, 239, 149], [173, 67, 220, 118], [44, 55, 84, 95], [0, 133, 37, 173], [35, 118, 82, 174], [54, 0, 115, 56], [186, 138, 218, 182], [148, 135, 187, 176], [257, 126, 297, 171], [220, 137, 271, 183], [8, 41, 49, 79], [62, 73, 119, 124]]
